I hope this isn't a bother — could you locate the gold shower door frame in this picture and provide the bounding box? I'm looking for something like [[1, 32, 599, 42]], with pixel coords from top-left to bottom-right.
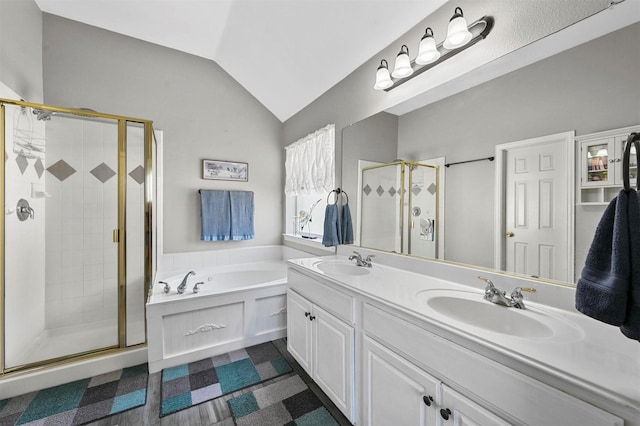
[[0, 98, 154, 375]]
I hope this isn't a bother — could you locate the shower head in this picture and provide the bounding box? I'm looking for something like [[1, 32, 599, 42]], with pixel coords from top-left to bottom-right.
[[32, 108, 54, 121]]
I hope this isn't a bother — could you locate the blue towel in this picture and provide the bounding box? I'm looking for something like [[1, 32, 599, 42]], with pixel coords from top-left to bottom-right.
[[322, 204, 341, 247], [200, 190, 231, 241], [341, 204, 354, 245], [229, 191, 255, 240], [576, 189, 639, 340], [621, 189, 640, 340]]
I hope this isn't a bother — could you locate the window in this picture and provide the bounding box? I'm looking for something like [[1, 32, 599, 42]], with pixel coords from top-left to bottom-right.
[[285, 124, 335, 239]]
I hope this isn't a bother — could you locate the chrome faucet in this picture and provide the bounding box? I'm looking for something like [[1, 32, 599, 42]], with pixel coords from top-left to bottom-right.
[[349, 251, 375, 267], [477, 276, 536, 309], [178, 271, 196, 294]]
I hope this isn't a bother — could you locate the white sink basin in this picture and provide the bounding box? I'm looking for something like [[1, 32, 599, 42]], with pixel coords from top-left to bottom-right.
[[416, 289, 582, 341], [314, 261, 371, 276]]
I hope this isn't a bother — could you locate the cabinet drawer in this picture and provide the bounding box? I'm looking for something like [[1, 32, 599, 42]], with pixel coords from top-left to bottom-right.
[[363, 302, 622, 426], [288, 269, 354, 324]]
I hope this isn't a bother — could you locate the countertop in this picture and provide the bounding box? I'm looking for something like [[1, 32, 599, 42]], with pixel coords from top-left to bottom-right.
[[287, 255, 640, 414]]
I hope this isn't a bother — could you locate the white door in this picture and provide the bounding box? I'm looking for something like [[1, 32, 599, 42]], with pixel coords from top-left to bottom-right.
[[313, 304, 355, 422], [362, 336, 440, 426], [286, 290, 312, 375], [498, 132, 574, 282]]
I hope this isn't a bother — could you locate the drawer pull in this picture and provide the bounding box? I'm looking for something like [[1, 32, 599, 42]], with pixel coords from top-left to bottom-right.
[[440, 408, 451, 420], [304, 312, 310, 317], [422, 395, 434, 407], [309, 315, 316, 321]]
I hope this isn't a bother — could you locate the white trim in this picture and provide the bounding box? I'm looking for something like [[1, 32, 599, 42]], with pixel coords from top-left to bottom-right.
[[494, 131, 575, 282]]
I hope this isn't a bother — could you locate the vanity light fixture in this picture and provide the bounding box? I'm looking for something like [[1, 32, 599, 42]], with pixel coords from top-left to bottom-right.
[[443, 7, 473, 49], [416, 28, 440, 65], [373, 59, 393, 90], [391, 45, 414, 78], [373, 7, 493, 91]]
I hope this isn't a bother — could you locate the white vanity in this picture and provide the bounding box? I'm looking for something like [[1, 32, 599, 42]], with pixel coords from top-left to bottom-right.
[[286, 253, 640, 426]]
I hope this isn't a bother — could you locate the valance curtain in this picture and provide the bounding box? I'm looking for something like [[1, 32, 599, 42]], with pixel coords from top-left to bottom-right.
[[284, 124, 335, 196]]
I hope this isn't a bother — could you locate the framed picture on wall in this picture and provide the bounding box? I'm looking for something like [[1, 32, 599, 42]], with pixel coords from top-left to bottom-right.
[[202, 159, 249, 182]]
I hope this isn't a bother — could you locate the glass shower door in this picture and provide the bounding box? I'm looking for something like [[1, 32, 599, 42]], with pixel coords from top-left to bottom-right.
[[3, 104, 120, 369]]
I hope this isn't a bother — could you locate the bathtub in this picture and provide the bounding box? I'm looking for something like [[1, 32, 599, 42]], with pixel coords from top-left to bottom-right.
[[146, 261, 288, 373]]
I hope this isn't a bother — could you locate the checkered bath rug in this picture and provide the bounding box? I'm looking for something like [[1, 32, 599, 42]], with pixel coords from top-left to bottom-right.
[[160, 341, 292, 416], [0, 363, 148, 425], [228, 374, 339, 426]]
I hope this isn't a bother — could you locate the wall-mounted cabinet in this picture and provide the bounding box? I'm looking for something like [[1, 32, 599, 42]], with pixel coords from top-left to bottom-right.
[[577, 125, 639, 205]]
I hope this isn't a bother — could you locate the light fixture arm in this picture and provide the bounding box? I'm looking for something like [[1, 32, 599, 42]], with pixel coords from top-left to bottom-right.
[[377, 15, 494, 92]]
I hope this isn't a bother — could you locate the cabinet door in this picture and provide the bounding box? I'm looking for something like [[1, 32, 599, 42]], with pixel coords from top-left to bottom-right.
[[286, 289, 312, 375], [581, 138, 613, 187], [313, 304, 355, 422], [362, 336, 439, 426], [438, 385, 510, 426]]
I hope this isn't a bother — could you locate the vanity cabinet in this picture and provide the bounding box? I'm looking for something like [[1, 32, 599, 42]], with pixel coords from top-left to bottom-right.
[[577, 125, 639, 204], [362, 302, 622, 426], [286, 270, 355, 422]]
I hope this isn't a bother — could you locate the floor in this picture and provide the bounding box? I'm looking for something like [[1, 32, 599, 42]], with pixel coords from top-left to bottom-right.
[[86, 339, 352, 425]]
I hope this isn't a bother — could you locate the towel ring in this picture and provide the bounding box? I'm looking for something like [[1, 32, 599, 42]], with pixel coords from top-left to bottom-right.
[[622, 132, 640, 192], [326, 188, 349, 205]]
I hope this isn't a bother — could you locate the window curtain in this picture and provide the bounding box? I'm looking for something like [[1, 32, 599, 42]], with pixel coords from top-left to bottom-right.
[[284, 124, 335, 196]]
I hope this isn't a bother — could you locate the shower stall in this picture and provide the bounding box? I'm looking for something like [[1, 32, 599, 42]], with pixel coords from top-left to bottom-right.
[[0, 98, 154, 374], [360, 160, 440, 258]]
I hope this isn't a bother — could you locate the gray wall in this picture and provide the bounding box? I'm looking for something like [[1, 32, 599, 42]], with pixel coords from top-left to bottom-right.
[[397, 22, 640, 271], [0, 0, 43, 102], [42, 14, 284, 253]]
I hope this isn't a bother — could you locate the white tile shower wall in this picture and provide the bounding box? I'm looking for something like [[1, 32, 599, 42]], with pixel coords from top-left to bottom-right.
[[1, 90, 47, 368], [44, 116, 119, 335]]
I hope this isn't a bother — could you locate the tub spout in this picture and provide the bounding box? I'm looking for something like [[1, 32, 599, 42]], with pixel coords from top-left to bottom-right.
[[178, 271, 195, 294]]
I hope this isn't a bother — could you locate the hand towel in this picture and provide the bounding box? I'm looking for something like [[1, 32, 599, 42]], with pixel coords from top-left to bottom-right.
[[322, 204, 340, 247], [576, 190, 631, 326], [200, 190, 231, 241], [229, 191, 255, 240], [621, 189, 640, 340], [341, 203, 354, 245]]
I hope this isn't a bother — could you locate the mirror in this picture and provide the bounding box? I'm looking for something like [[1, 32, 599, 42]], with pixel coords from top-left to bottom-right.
[[341, 18, 640, 286]]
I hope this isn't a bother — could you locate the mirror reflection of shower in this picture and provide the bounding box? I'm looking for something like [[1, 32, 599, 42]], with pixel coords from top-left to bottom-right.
[[359, 160, 440, 258]]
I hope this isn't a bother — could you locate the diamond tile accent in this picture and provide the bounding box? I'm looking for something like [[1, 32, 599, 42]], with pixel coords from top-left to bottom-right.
[[90, 162, 116, 183], [376, 185, 385, 196], [388, 187, 396, 196], [427, 183, 437, 195], [16, 151, 28, 175], [412, 185, 422, 196], [34, 157, 45, 179], [129, 165, 145, 185], [47, 159, 77, 181], [363, 184, 372, 196]]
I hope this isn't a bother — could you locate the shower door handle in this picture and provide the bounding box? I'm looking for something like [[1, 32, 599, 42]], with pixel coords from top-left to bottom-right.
[[113, 229, 120, 243]]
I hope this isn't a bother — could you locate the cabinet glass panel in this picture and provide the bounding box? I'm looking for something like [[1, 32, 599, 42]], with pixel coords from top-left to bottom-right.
[[586, 143, 609, 184]]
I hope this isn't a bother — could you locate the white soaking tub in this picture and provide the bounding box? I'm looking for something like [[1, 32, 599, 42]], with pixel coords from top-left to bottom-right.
[[146, 261, 288, 373]]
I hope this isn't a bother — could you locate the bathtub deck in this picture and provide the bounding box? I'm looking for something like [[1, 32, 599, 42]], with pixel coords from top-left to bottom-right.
[[86, 339, 351, 426]]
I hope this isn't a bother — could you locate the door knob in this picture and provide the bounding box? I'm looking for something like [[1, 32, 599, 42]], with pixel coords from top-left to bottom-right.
[[506, 231, 515, 237]]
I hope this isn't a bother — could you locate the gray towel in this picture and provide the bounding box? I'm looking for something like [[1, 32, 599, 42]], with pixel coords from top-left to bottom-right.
[[341, 204, 354, 245], [576, 189, 640, 341], [322, 204, 341, 247]]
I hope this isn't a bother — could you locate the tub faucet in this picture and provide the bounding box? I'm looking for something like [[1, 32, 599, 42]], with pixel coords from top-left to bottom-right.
[[158, 281, 170, 294], [349, 251, 374, 267], [178, 271, 195, 294]]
